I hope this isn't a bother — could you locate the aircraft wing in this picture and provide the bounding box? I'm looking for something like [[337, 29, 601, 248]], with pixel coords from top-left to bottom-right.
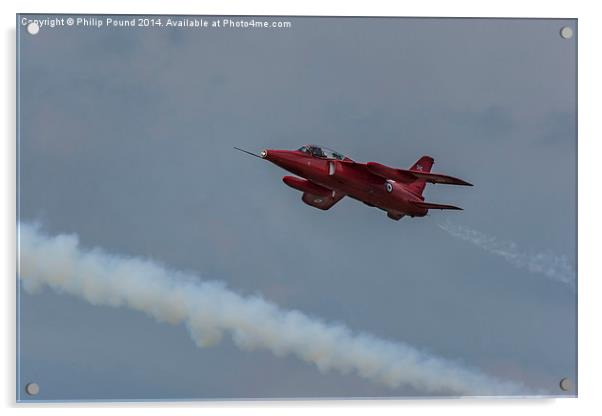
[[365, 162, 473, 186], [302, 191, 345, 210], [411, 201, 463, 210]]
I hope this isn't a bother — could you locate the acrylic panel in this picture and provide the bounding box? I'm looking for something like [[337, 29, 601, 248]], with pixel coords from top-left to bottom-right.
[[16, 15, 577, 401]]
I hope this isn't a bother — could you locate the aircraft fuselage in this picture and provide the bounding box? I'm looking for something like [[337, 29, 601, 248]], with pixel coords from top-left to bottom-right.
[[263, 149, 428, 218]]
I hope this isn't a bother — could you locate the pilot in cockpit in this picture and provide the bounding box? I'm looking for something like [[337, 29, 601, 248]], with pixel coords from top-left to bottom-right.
[[299, 145, 347, 160], [308, 146, 325, 158]]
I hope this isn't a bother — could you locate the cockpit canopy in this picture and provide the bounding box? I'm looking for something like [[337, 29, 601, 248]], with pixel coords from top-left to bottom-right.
[[297, 145, 348, 161]]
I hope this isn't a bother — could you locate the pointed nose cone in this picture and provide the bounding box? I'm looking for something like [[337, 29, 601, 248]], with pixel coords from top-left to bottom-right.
[[261, 149, 303, 173], [261, 149, 286, 164]]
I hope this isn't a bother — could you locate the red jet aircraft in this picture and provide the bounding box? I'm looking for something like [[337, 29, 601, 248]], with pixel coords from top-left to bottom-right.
[[235, 144, 472, 221]]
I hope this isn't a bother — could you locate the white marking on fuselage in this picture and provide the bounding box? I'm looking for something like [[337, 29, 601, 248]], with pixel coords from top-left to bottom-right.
[[329, 161, 336, 176]]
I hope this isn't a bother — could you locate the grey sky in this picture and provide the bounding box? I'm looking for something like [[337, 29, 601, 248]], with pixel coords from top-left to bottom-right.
[[17, 15, 576, 401]]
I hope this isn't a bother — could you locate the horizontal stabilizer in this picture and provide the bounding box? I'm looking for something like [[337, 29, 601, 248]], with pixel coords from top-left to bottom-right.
[[411, 201, 463, 210], [409, 171, 473, 186], [366, 162, 473, 186]]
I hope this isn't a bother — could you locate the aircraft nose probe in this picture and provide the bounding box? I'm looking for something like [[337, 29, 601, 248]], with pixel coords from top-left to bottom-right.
[[233, 147, 266, 159]]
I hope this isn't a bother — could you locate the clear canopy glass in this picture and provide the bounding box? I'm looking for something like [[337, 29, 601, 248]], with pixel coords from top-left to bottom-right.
[[298, 144, 347, 160]]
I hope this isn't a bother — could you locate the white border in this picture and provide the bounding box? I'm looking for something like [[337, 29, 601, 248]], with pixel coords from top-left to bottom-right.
[[3, 1, 600, 415]]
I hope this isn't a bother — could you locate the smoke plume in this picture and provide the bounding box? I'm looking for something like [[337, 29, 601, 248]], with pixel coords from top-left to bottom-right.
[[19, 223, 527, 396], [439, 222, 575, 288]]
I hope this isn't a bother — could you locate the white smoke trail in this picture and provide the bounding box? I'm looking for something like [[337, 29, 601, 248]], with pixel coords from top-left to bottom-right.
[[438, 222, 575, 288], [19, 223, 527, 396]]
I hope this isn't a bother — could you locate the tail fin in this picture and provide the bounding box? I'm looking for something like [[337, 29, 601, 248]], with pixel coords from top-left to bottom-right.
[[407, 156, 434, 196]]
